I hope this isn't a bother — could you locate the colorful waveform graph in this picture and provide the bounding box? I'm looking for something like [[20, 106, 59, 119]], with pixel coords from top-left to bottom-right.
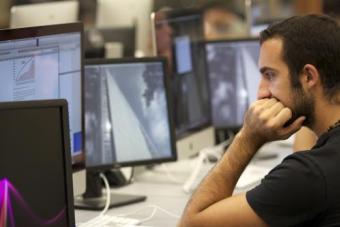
[[0, 178, 65, 227]]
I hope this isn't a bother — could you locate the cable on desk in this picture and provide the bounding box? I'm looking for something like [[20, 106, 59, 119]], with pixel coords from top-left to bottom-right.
[[127, 167, 135, 184], [182, 138, 232, 193], [159, 163, 184, 184], [153, 138, 232, 185], [116, 204, 181, 222], [99, 172, 111, 216]]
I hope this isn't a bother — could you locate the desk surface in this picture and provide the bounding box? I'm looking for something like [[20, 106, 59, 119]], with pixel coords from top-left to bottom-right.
[[75, 141, 292, 226], [75, 181, 188, 226]]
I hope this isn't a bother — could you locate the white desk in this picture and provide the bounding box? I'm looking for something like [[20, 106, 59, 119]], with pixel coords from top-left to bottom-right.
[[75, 141, 292, 226], [75, 181, 188, 226]]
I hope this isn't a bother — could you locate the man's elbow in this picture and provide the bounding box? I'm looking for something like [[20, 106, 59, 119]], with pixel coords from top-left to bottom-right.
[[178, 213, 204, 227], [178, 217, 195, 227]]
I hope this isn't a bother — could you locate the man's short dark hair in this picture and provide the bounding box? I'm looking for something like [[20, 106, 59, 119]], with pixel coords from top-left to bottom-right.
[[260, 14, 340, 102]]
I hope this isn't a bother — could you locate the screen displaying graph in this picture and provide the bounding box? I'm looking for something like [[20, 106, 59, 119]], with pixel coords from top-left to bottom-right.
[[0, 32, 82, 160], [15, 56, 35, 82]]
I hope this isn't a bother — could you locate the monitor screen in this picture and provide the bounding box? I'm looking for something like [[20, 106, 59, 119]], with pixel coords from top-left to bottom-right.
[[10, 1, 79, 28], [0, 100, 75, 227], [153, 9, 211, 137], [205, 38, 261, 129], [0, 23, 84, 170], [84, 58, 176, 168]]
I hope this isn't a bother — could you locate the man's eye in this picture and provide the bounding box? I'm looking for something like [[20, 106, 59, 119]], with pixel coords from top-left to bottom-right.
[[264, 72, 275, 80]]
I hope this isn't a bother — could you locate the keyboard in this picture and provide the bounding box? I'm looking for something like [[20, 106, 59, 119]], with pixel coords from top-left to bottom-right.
[[78, 214, 141, 227]]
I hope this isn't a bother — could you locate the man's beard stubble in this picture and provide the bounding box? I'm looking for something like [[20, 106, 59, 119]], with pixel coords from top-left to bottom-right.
[[284, 87, 315, 128]]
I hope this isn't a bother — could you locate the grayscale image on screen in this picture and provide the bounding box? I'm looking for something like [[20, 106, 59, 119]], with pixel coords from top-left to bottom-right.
[[205, 40, 260, 129], [85, 61, 173, 167]]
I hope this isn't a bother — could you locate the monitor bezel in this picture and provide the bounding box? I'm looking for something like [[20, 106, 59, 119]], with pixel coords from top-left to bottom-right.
[[0, 22, 82, 41], [0, 22, 86, 172], [0, 99, 76, 227], [84, 57, 177, 170], [203, 37, 260, 130]]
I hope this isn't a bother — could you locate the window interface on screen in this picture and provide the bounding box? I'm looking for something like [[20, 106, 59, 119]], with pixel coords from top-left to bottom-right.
[[205, 40, 260, 128], [85, 61, 173, 166], [0, 32, 82, 163]]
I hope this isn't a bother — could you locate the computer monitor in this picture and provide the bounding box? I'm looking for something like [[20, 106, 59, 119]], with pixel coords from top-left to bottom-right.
[[0, 99, 75, 227], [10, 1, 79, 28], [74, 57, 177, 210], [205, 38, 261, 130], [152, 9, 211, 138], [0, 23, 85, 196], [96, 0, 153, 55]]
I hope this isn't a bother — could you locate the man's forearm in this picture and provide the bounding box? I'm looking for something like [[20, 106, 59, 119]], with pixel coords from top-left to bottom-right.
[[180, 130, 262, 222]]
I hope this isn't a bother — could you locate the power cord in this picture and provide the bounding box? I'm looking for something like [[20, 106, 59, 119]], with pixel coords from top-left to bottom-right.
[[116, 204, 181, 223], [159, 163, 184, 184], [98, 173, 181, 222], [99, 172, 110, 216], [150, 136, 233, 186], [182, 138, 233, 193], [127, 167, 135, 184]]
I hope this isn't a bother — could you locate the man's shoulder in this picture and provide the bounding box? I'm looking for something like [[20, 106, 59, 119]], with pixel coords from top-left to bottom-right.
[[249, 150, 327, 199], [246, 151, 328, 226], [275, 151, 323, 175]]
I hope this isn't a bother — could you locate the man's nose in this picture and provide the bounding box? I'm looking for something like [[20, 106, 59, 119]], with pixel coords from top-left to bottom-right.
[[257, 80, 271, 99]]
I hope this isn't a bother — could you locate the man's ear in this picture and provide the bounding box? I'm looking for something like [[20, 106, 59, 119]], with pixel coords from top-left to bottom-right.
[[301, 64, 320, 88]]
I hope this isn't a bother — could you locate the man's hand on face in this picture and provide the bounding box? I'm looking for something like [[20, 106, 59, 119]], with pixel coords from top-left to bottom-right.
[[240, 98, 305, 147]]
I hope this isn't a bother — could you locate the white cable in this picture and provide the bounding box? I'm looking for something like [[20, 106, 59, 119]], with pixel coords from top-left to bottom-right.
[[182, 138, 232, 193], [138, 205, 181, 223], [182, 151, 207, 193], [115, 204, 181, 221], [150, 204, 180, 219], [158, 163, 184, 184], [138, 206, 158, 223], [99, 172, 110, 216]]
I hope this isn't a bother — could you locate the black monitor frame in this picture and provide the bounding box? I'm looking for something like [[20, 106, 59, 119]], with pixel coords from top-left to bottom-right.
[[0, 22, 85, 172], [204, 37, 260, 132], [76, 57, 177, 210], [152, 8, 212, 139], [84, 57, 177, 171], [0, 99, 75, 227]]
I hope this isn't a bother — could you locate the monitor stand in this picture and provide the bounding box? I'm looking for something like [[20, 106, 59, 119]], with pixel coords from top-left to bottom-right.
[[74, 171, 146, 211]]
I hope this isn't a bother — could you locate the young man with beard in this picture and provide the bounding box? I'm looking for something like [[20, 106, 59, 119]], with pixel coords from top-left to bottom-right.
[[178, 14, 340, 227]]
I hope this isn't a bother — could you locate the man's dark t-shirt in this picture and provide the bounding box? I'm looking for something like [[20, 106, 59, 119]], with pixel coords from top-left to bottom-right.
[[246, 127, 340, 226]]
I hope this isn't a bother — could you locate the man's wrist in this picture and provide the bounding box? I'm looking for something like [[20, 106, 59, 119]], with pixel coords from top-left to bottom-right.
[[237, 128, 266, 151]]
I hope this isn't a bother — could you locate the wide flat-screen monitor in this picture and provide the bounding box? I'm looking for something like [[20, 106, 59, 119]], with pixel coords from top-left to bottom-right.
[[84, 57, 177, 168], [205, 38, 261, 129], [152, 9, 211, 137], [0, 23, 85, 195], [0, 99, 75, 227], [10, 1, 79, 28]]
